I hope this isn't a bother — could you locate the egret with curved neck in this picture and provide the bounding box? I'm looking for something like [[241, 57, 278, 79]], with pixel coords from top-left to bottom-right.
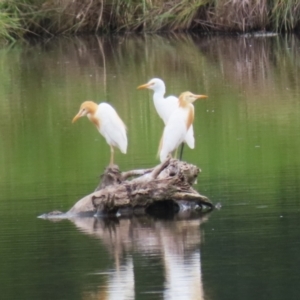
[[72, 101, 127, 166]]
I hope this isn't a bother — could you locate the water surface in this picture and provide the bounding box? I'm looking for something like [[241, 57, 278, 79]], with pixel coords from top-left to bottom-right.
[[0, 34, 300, 299]]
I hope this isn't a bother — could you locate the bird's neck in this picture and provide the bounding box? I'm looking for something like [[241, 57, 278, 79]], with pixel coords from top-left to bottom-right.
[[186, 105, 194, 130], [153, 86, 166, 99], [179, 96, 189, 107], [153, 88, 166, 108], [86, 103, 100, 129], [152, 92, 167, 122], [87, 114, 100, 130], [153, 91, 165, 104]]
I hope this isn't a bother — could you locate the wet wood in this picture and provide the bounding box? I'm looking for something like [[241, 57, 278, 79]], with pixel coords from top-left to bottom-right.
[[66, 158, 213, 216]]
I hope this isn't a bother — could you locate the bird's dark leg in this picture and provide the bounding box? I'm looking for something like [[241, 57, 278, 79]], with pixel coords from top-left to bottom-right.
[[179, 143, 185, 161]]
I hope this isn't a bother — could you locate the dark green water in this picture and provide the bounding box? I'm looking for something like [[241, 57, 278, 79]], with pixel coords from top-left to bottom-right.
[[0, 34, 300, 300]]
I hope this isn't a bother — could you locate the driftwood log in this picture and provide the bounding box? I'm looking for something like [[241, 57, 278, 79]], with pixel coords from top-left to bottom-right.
[[41, 158, 213, 219]]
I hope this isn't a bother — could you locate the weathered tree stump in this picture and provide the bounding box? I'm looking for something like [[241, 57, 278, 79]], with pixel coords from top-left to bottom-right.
[[38, 158, 213, 219], [63, 158, 213, 217]]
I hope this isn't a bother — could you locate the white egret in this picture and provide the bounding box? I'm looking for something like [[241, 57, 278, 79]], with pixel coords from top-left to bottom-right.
[[72, 101, 127, 166], [137, 78, 195, 149], [159, 91, 207, 162]]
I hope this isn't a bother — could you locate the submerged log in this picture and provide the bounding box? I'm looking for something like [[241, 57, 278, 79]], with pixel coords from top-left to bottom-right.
[[65, 158, 213, 217]]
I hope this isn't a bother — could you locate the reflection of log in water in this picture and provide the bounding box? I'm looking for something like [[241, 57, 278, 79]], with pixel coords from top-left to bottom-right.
[[75, 212, 209, 300], [74, 213, 208, 254]]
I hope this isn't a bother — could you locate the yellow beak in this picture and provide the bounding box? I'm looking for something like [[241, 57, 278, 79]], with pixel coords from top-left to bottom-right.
[[137, 83, 151, 90], [72, 112, 82, 123], [195, 94, 208, 100]]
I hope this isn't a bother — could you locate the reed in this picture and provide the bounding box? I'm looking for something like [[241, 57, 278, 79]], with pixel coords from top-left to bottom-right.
[[271, 0, 300, 31], [0, 12, 20, 42], [0, 0, 47, 40], [0, 0, 300, 40], [0, 1, 25, 42]]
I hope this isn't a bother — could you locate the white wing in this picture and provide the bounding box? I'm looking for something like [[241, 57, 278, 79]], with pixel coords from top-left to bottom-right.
[[153, 94, 179, 125], [97, 103, 127, 153], [160, 108, 188, 162], [184, 125, 194, 149]]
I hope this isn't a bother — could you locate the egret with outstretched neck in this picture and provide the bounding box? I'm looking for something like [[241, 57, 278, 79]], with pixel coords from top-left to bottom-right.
[[72, 101, 127, 166], [137, 78, 195, 157], [159, 91, 207, 162]]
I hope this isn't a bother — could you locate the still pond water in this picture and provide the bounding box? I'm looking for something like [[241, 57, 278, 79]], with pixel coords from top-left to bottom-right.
[[0, 33, 300, 300]]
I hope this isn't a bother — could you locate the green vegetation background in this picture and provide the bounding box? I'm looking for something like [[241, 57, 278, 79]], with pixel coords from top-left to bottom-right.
[[1, 0, 300, 41]]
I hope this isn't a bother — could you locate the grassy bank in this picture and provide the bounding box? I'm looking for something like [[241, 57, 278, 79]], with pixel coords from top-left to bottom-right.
[[1, 0, 300, 41]]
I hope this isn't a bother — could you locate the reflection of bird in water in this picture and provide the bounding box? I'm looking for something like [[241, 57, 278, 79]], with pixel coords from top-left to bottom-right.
[[72, 213, 208, 300], [162, 244, 203, 300], [72, 101, 127, 166], [70, 215, 208, 300], [107, 257, 135, 300], [159, 91, 207, 162], [137, 78, 195, 156]]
